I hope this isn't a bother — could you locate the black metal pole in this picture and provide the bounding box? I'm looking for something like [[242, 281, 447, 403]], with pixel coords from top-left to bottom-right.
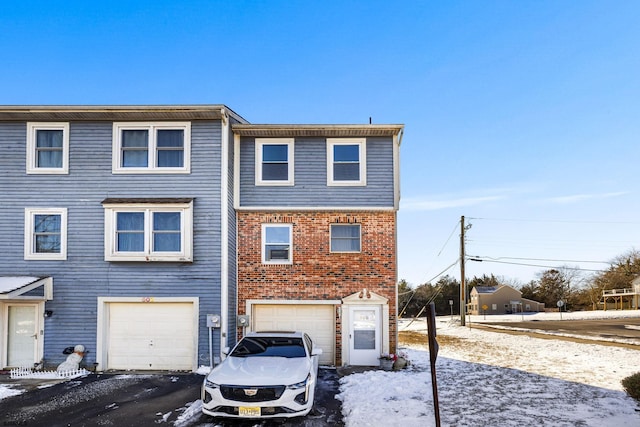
[[426, 302, 441, 427]]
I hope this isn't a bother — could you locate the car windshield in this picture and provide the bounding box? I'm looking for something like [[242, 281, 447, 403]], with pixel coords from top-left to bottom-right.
[[230, 336, 307, 358]]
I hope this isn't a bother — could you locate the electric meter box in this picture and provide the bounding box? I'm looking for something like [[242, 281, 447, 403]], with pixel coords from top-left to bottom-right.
[[237, 315, 250, 328], [207, 314, 221, 328]]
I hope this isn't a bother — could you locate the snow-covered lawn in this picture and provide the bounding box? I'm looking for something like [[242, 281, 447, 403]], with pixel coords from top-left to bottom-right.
[[339, 311, 640, 427]]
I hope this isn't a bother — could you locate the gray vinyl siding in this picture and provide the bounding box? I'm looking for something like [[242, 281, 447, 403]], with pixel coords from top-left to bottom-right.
[[0, 120, 225, 367], [239, 136, 395, 207], [225, 118, 239, 349]]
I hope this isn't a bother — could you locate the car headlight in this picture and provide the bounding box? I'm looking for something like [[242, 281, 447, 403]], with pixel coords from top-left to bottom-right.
[[202, 379, 220, 404], [205, 379, 220, 389], [287, 374, 310, 390], [288, 374, 311, 405]]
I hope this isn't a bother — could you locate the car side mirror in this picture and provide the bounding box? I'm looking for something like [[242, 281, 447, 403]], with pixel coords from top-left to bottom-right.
[[311, 347, 323, 356], [222, 346, 230, 356]]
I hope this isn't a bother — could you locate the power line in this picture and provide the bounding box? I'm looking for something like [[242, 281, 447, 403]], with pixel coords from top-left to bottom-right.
[[469, 258, 605, 273], [398, 259, 459, 317], [468, 216, 640, 225], [413, 219, 461, 286], [437, 220, 460, 257], [472, 255, 611, 264]]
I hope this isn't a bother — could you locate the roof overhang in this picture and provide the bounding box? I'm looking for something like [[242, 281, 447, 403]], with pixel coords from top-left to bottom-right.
[[101, 197, 194, 205], [0, 276, 53, 300], [0, 105, 248, 123], [232, 124, 404, 139]]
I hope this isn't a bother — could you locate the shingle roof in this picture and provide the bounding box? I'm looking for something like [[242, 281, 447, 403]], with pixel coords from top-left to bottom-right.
[[475, 286, 499, 294], [0, 105, 248, 123]]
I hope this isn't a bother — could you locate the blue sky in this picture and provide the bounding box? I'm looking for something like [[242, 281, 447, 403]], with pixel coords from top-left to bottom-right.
[[3, 1, 639, 286]]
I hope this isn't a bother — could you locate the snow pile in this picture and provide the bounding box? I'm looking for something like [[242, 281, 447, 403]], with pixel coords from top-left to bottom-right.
[[0, 384, 23, 401], [173, 400, 204, 427]]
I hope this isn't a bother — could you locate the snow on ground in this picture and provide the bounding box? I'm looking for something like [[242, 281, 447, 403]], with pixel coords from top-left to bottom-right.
[[1, 311, 638, 426], [0, 384, 22, 401], [338, 310, 640, 427], [0, 374, 154, 424]]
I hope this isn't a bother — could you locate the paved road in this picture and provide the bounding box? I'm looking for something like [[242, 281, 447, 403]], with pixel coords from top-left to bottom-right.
[[0, 367, 344, 427], [479, 317, 640, 344]]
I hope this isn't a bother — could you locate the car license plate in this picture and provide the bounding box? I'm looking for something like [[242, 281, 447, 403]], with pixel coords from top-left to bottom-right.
[[239, 406, 261, 417]]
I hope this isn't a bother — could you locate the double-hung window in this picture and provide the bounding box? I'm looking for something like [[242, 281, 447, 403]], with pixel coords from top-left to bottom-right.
[[103, 199, 193, 261], [24, 208, 68, 260], [26, 122, 69, 174], [112, 122, 191, 173], [262, 224, 292, 264], [255, 138, 294, 185], [327, 138, 366, 186], [330, 224, 361, 252]]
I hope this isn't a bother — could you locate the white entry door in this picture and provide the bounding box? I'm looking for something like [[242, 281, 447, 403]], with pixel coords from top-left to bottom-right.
[[7, 305, 38, 368], [349, 305, 381, 366]]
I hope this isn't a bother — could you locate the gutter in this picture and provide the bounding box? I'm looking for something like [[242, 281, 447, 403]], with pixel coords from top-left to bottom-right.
[[219, 108, 230, 359]]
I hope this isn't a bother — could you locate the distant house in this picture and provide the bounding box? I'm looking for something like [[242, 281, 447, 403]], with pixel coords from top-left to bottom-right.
[[601, 276, 640, 310], [468, 285, 545, 315]]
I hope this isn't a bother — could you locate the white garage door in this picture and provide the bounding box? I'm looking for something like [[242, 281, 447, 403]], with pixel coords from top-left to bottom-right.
[[253, 304, 335, 365], [107, 302, 195, 371]]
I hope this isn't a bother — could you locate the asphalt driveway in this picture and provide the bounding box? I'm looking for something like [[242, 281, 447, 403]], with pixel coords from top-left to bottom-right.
[[0, 367, 344, 426]]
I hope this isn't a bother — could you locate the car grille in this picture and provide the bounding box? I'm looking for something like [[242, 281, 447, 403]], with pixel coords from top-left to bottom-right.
[[220, 385, 286, 402]]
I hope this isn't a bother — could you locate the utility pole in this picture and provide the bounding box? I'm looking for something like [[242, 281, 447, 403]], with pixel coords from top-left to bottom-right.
[[460, 215, 466, 326]]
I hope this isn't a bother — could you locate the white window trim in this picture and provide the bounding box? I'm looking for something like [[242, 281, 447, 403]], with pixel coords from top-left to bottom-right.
[[112, 122, 191, 174], [326, 138, 367, 186], [24, 208, 68, 260], [255, 138, 295, 186], [261, 223, 293, 264], [26, 122, 70, 175], [330, 223, 362, 253], [103, 201, 193, 262]]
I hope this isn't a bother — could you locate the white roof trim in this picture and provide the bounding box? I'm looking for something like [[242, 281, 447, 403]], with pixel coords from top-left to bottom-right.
[[0, 276, 53, 300], [236, 206, 396, 212]]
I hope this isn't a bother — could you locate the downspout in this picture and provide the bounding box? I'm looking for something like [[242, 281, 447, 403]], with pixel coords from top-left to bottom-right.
[[393, 128, 403, 353], [393, 128, 403, 211], [219, 108, 230, 358]]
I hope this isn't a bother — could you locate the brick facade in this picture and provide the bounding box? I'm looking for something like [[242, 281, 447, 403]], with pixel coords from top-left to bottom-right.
[[237, 210, 398, 364]]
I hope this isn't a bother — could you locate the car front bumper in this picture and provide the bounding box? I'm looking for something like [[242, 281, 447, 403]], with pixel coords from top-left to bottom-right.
[[202, 384, 314, 419]]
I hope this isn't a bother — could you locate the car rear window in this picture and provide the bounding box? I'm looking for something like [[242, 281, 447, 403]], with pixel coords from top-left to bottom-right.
[[230, 336, 306, 358]]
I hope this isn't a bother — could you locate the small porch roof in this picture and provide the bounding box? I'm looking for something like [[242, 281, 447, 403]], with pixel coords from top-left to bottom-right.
[[0, 276, 53, 300]]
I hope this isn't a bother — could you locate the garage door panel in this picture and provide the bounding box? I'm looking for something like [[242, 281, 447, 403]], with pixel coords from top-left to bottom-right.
[[253, 304, 335, 365], [107, 302, 195, 371]]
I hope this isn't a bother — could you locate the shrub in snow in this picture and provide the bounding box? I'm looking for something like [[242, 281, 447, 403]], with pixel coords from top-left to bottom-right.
[[622, 372, 640, 401]]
